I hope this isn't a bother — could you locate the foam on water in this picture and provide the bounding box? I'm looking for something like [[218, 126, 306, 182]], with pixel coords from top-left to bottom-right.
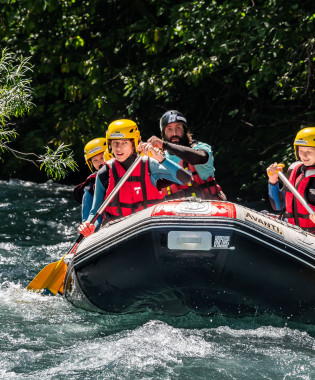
[[0, 180, 314, 379], [0, 303, 314, 380]]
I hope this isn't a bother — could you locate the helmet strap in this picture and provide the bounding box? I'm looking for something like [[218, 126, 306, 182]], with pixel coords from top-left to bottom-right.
[[87, 159, 94, 173]]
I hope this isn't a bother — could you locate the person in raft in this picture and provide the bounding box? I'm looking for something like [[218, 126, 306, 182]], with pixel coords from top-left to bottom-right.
[[78, 119, 192, 237], [73, 138, 112, 222], [267, 126, 315, 233], [147, 110, 226, 200]]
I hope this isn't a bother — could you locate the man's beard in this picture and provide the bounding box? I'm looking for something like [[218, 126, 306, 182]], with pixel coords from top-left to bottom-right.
[[164, 133, 190, 147]]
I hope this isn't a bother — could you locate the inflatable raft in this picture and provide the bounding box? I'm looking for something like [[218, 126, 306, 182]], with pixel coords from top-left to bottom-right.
[[63, 199, 315, 323]]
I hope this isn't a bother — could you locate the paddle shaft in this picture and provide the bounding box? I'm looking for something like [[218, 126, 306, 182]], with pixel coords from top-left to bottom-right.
[[27, 155, 143, 293], [91, 154, 142, 222], [70, 154, 143, 249], [278, 171, 314, 214]]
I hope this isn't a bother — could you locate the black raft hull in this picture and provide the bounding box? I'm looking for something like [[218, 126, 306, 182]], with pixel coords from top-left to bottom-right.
[[63, 200, 315, 323]]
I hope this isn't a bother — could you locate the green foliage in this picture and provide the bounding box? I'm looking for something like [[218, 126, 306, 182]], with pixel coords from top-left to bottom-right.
[[0, 127, 18, 154], [0, 0, 314, 195], [0, 48, 33, 157], [0, 48, 34, 121], [0, 48, 78, 180], [38, 143, 78, 181]]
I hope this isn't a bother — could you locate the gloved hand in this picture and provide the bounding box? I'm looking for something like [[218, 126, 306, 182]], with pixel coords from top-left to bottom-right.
[[78, 221, 96, 237]]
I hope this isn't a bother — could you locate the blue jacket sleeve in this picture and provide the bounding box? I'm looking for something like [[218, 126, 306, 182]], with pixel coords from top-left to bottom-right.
[[193, 142, 215, 180], [86, 174, 105, 230], [149, 157, 192, 187], [268, 181, 285, 211], [82, 189, 93, 222]]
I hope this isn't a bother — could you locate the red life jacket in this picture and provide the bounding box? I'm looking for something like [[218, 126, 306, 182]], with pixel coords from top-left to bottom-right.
[[105, 156, 164, 218], [285, 162, 315, 231], [161, 161, 225, 200], [73, 172, 97, 204]]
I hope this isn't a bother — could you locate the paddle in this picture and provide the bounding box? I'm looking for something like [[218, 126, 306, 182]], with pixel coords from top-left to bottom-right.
[[27, 154, 143, 295], [278, 171, 314, 215]]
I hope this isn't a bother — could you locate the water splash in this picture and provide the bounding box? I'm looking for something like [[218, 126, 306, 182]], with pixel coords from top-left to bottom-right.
[[0, 180, 314, 379]]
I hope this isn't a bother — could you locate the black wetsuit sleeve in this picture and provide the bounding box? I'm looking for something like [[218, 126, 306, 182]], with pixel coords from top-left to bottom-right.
[[162, 141, 208, 165], [156, 178, 177, 191], [73, 183, 84, 203]]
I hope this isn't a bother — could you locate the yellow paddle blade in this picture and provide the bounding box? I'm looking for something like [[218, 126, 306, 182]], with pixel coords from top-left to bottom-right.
[[27, 259, 67, 296], [57, 283, 64, 295]]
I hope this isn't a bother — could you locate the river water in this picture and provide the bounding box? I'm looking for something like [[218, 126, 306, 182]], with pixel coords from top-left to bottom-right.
[[0, 179, 314, 379]]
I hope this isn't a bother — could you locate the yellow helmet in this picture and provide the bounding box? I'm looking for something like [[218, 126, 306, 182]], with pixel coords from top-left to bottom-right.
[[106, 119, 141, 151], [104, 149, 113, 162], [84, 138, 107, 172], [294, 127, 315, 160]]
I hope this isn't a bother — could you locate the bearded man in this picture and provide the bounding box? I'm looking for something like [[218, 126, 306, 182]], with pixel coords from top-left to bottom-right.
[[148, 110, 226, 200]]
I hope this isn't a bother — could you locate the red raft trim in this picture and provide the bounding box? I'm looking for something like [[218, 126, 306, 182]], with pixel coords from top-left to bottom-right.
[[151, 200, 237, 218]]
